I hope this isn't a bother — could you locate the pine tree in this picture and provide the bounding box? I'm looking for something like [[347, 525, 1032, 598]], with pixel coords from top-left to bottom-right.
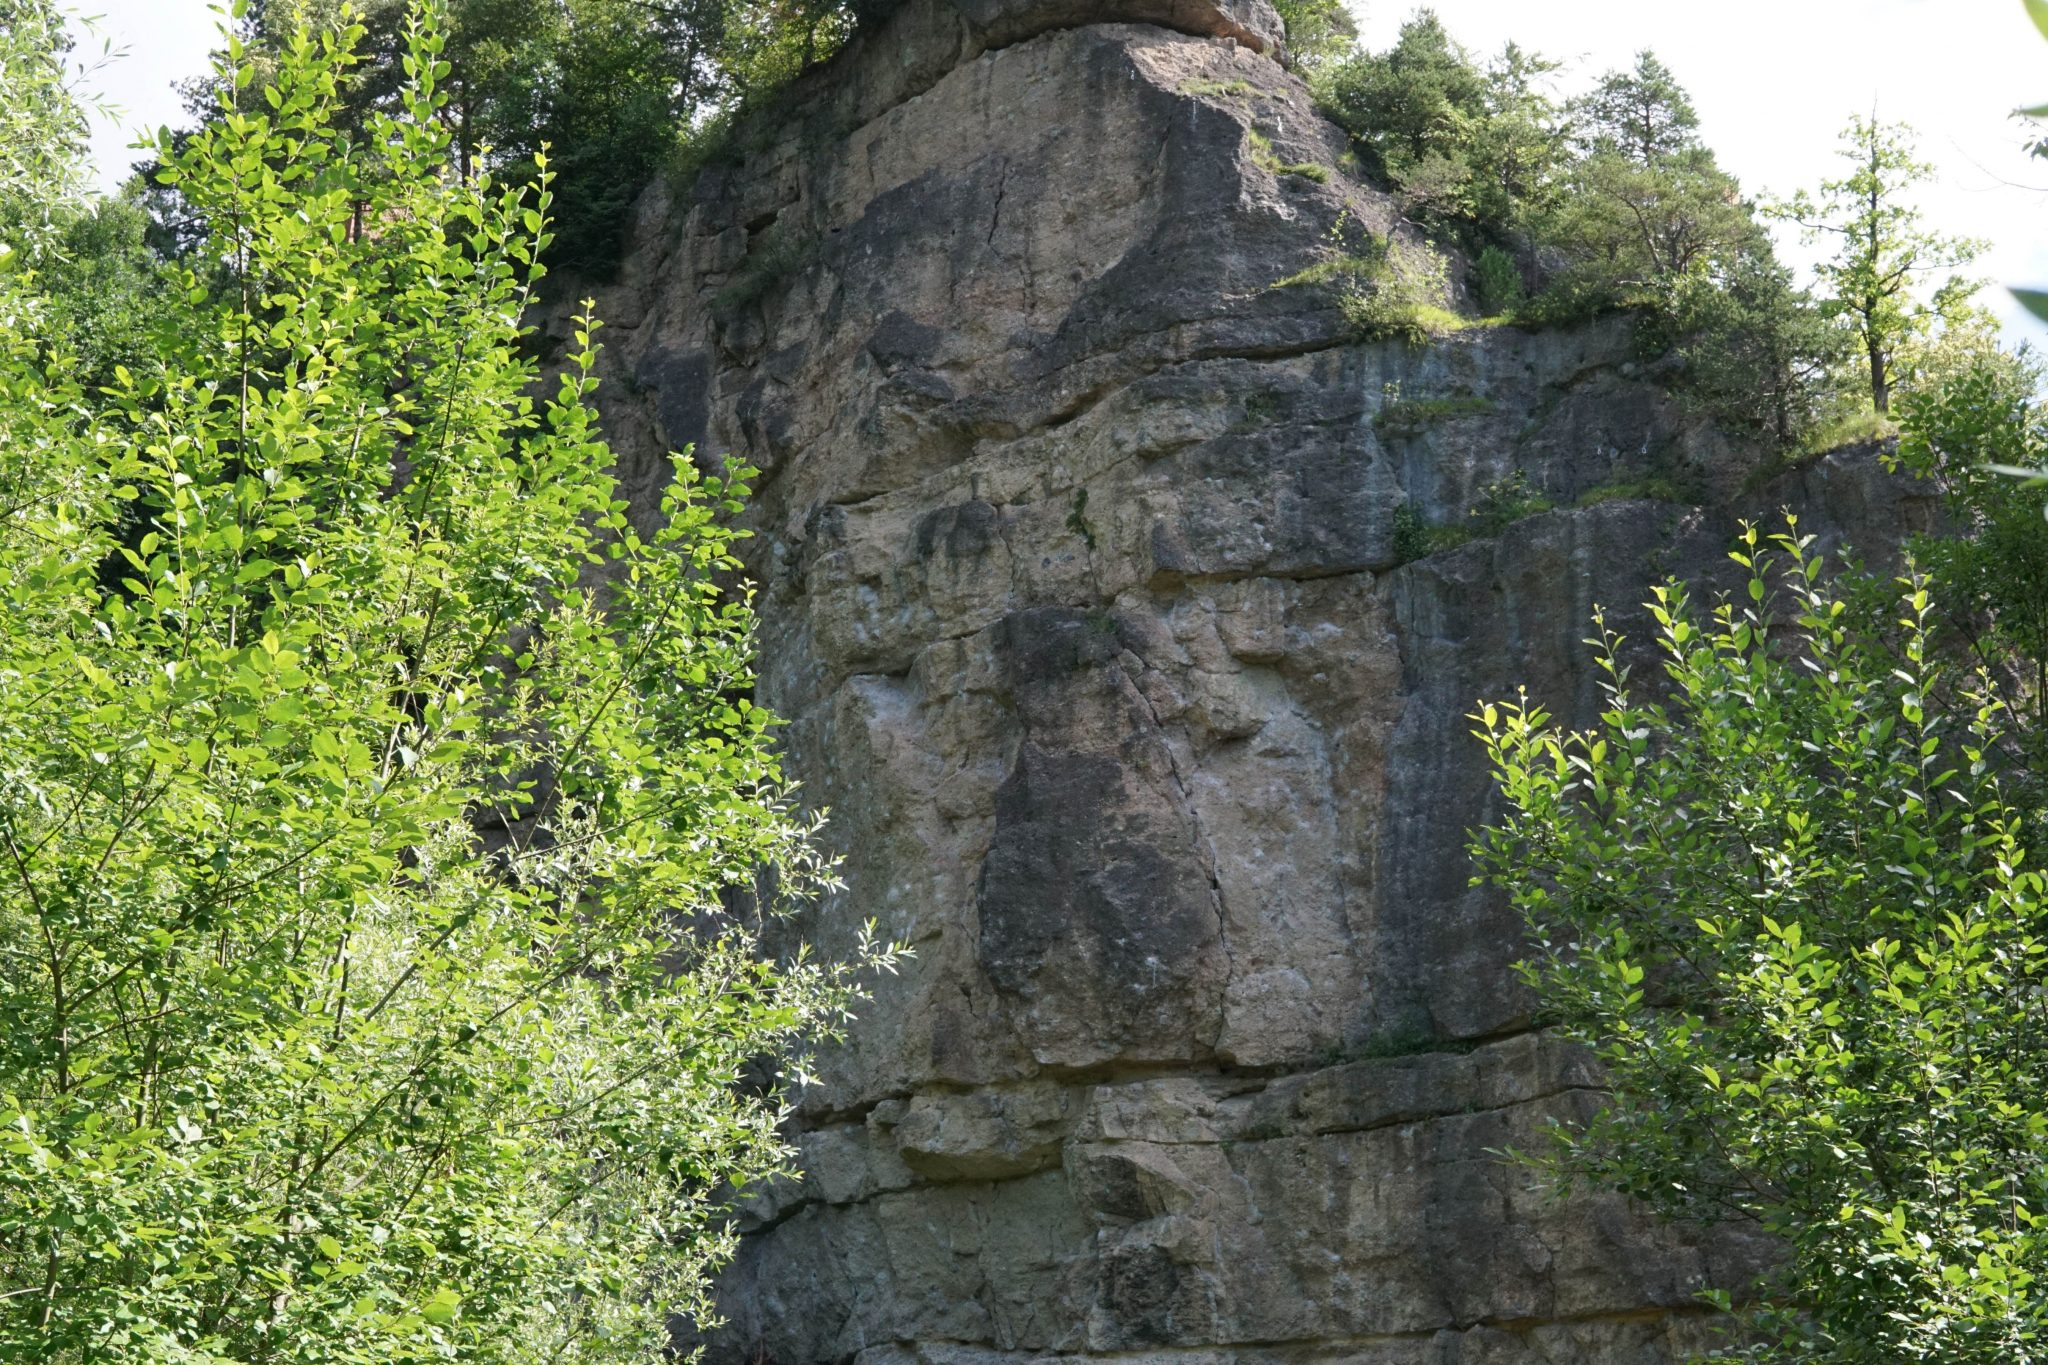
[[1573, 50, 1700, 165]]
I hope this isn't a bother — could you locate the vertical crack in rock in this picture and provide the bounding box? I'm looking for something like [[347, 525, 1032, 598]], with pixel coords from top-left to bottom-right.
[[986, 158, 1010, 248], [1114, 651, 1237, 986]]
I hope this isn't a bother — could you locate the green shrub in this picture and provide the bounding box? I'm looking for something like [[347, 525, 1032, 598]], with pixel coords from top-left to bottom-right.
[[1800, 406, 1899, 455], [1894, 361, 2048, 780], [1390, 471, 1552, 564], [1511, 271, 1633, 329], [1273, 248, 1387, 292], [1340, 239, 1457, 343], [1474, 244, 1524, 315], [1376, 392, 1496, 435], [1573, 476, 1687, 507], [1310, 15, 1562, 243], [1248, 129, 1331, 183], [1391, 502, 1466, 562], [1475, 523, 2048, 1362], [1465, 469, 1553, 534], [712, 219, 818, 317]]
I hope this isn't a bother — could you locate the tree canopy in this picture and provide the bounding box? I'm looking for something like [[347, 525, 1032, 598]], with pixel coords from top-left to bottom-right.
[[0, 6, 895, 1360], [1771, 116, 1986, 415], [149, 0, 869, 276]]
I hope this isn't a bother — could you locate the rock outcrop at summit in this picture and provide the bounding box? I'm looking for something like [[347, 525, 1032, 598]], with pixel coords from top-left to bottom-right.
[[562, 2, 1938, 1361]]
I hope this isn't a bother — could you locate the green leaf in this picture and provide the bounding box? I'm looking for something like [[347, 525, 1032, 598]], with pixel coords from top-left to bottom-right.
[[2028, 0, 2048, 42]]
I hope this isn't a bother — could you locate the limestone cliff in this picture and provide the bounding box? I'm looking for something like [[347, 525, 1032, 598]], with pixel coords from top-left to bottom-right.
[[558, 2, 1937, 1361]]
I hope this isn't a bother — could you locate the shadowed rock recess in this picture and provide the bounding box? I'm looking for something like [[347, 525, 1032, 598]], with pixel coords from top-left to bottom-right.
[[559, 2, 1938, 1361]]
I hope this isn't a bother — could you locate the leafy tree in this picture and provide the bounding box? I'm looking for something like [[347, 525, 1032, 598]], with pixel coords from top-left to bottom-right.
[[166, 0, 867, 277], [1465, 42, 1565, 235], [1574, 51, 1701, 166], [0, 0, 91, 268], [1772, 116, 1985, 415], [1645, 253, 1844, 447], [0, 6, 895, 1362], [1311, 21, 1836, 451], [1547, 143, 1755, 286], [1473, 244, 1524, 315], [1316, 10, 1486, 194], [34, 192, 166, 388], [1272, 0, 1356, 70], [0, 5, 166, 384], [1314, 12, 1565, 247], [498, 0, 686, 273], [1475, 524, 2048, 1362], [1895, 281, 2014, 398], [1539, 53, 1757, 300]]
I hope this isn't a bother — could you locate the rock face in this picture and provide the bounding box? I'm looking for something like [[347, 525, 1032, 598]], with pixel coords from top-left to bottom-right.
[[566, 2, 1938, 1362]]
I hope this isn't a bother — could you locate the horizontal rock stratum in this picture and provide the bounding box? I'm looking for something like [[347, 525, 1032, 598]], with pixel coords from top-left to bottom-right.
[[559, 2, 1937, 1362]]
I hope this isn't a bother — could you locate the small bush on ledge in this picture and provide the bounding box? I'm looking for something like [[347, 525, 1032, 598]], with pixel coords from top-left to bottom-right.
[[1391, 472, 1556, 563]]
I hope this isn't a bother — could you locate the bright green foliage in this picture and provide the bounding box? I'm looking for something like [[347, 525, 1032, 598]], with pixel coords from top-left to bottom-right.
[[0, 0, 90, 268], [1772, 117, 1986, 415], [1340, 239, 1458, 342], [1272, 215, 1461, 344], [1895, 362, 2048, 770], [1475, 524, 2048, 1361], [1896, 283, 2015, 399], [1271, 0, 1356, 70], [0, 7, 895, 1361]]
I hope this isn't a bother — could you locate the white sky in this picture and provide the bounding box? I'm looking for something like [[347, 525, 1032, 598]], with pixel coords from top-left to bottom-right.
[[72, 2, 218, 190], [68, 0, 2048, 344]]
